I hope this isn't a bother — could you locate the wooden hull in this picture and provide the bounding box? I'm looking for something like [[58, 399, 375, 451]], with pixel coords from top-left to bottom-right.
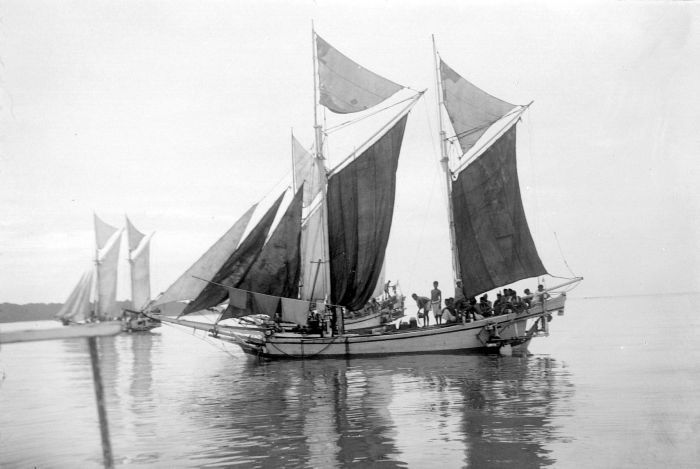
[[229, 295, 566, 359], [122, 317, 161, 333], [343, 309, 403, 331]]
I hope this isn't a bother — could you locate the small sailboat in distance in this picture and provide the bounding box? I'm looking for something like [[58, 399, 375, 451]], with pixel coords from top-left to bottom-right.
[[154, 30, 582, 358], [121, 216, 160, 332], [55, 214, 124, 333]]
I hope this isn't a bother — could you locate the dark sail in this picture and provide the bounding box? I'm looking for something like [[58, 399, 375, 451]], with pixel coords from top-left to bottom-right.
[[451, 126, 546, 299], [327, 115, 408, 310], [237, 187, 304, 300], [182, 193, 285, 315]]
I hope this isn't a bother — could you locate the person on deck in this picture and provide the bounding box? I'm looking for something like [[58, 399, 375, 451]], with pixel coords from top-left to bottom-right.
[[465, 297, 483, 321], [479, 295, 493, 317], [431, 281, 443, 325], [454, 280, 467, 311], [493, 293, 504, 315], [411, 293, 431, 327], [535, 284, 551, 303], [523, 289, 533, 308], [442, 298, 458, 323]]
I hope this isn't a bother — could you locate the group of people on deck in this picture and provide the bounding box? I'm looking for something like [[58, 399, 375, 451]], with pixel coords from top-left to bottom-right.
[[411, 281, 551, 327]]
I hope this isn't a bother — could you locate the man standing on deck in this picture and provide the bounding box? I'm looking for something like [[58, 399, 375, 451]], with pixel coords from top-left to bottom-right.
[[411, 293, 430, 327], [431, 281, 443, 325]]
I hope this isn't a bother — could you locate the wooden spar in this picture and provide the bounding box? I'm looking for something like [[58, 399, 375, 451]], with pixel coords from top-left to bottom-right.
[[518, 277, 584, 300], [432, 35, 461, 285], [326, 91, 424, 178], [290, 129, 297, 192], [451, 102, 532, 176], [88, 337, 114, 469], [311, 23, 332, 306], [156, 315, 265, 334]]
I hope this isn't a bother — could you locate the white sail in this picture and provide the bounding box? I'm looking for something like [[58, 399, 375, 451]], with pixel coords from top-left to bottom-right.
[[153, 204, 257, 308], [56, 268, 95, 323], [130, 234, 152, 311], [300, 203, 329, 301], [94, 213, 118, 250], [97, 229, 122, 319], [125, 216, 146, 252]]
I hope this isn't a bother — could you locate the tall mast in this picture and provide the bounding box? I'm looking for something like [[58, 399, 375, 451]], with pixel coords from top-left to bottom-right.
[[432, 35, 461, 284], [94, 216, 101, 320], [290, 129, 297, 192], [311, 23, 332, 303]]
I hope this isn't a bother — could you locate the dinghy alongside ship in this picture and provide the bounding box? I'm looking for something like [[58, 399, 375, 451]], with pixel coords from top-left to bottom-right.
[[150, 30, 581, 358]]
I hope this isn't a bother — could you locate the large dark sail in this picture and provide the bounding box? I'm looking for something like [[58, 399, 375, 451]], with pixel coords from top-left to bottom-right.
[[237, 187, 304, 300], [327, 115, 408, 310], [182, 193, 285, 315], [451, 126, 546, 299], [220, 188, 304, 321]]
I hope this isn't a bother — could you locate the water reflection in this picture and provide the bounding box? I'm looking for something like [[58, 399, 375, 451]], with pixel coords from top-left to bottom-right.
[[180, 354, 572, 468], [2, 326, 573, 468]]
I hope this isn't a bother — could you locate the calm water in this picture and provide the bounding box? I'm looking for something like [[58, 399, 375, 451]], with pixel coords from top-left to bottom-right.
[[1, 295, 698, 468]]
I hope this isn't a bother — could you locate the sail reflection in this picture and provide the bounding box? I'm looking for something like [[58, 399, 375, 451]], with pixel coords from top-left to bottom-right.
[[183, 354, 573, 468]]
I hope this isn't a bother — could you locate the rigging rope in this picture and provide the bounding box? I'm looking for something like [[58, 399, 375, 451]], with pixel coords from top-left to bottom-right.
[[324, 94, 420, 134], [159, 320, 240, 359], [553, 231, 578, 278]]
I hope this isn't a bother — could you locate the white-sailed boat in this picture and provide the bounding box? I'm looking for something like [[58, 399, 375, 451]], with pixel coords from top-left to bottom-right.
[[56, 214, 124, 325]]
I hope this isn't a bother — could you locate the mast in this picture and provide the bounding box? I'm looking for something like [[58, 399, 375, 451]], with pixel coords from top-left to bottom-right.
[[432, 36, 461, 285], [94, 220, 101, 321], [311, 23, 332, 304], [290, 129, 297, 192]]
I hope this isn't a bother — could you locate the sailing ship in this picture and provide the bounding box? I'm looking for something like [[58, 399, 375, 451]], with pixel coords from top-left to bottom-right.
[[154, 31, 582, 358], [56, 214, 160, 332]]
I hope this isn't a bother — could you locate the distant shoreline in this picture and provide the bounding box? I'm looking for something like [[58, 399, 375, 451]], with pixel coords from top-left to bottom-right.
[[0, 301, 131, 323]]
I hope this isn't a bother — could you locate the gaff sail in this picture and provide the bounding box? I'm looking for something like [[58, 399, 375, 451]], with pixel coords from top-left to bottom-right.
[[440, 59, 517, 154], [126, 217, 152, 311], [182, 193, 285, 315], [94, 213, 119, 250], [316, 34, 403, 114], [97, 229, 122, 319], [327, 114, 408, 310], [152, 204, 258, 309]]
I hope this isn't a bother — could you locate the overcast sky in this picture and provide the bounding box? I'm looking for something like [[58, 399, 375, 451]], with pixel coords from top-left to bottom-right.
[[1, 1, 698, 304]]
